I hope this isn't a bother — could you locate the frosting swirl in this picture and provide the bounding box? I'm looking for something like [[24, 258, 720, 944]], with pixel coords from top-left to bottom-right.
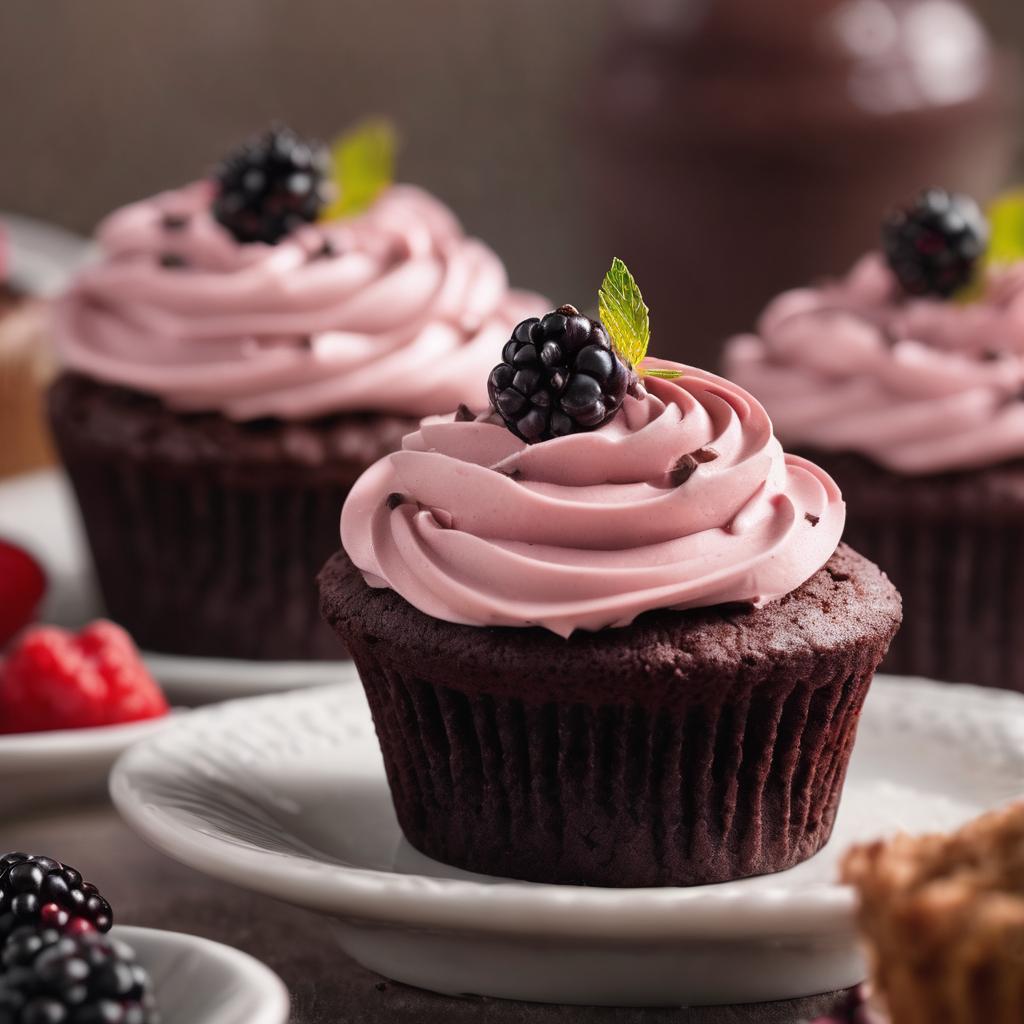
[[55, 183, 545, 420], [726, 253, 1024, 475], [341, 362, 844, 636]]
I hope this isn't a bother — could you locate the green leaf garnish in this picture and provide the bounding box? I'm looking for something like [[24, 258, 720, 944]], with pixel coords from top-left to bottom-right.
[[598, 257, 648, 366], [984, 188, 1024, 267], [324, 118, 397, 220], [597, 257, 682, 378], [955, 188, 1024, 303]]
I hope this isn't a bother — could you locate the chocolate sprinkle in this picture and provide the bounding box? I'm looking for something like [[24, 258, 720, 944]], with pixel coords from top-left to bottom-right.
[[806, 512, 820, 526], [386, 492, 406, 510], [159, 253, 188, 269], [454, 404, 476, 423], [315, 238, 337, 260], [670, 446, 720, 486], [161, 213, 189, 231]]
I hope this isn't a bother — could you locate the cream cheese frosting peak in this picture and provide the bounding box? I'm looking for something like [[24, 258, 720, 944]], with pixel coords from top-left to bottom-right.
[[340, 362, 845, 636], [55, 183, 545, 421]]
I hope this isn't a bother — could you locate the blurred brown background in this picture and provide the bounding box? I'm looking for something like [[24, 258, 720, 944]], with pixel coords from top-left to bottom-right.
[[0, 0, 608, 300], [1, 0, 1023, 349]]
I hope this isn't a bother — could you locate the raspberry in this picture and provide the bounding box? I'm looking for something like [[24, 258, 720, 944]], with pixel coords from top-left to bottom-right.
[[0, 621, 168, 734], [0, 540, 46, 648], [882, 188, 988, 298]]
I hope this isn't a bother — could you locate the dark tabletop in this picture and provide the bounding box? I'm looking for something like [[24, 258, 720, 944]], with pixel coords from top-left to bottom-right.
[[7, 804, 852, 1023]]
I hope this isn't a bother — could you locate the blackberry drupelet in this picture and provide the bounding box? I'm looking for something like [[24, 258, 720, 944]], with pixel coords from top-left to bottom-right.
[[0, 928, 158, 1024], [2, 925, 65, 971], [487, 304, 632, 442], [0, 854, 112, 945], [882, 188, 988, 298], [213, 125, 331, 245]]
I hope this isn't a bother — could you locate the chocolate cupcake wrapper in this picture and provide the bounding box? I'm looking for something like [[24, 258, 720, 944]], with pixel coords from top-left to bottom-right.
[[842, 516, 1024, 693], [346, 638, 883, 887], [58, 452, 350, 661]]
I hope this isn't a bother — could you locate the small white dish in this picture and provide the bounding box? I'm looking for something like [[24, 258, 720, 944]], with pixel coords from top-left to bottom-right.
[[0, 714, 176, 815], [0, 469, 356, 704], [0, 469, 99, 629], [110, 676, 1024, 1007], [142, 653, 358, 707], [4, 211, 93, 296], [114, 925, 289, 1024]]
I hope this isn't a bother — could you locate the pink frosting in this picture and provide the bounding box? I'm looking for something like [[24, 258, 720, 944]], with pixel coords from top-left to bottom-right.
[[54, 183, 545, 420], [341, 362, 845, 636], [726, 253, 1024, 475]]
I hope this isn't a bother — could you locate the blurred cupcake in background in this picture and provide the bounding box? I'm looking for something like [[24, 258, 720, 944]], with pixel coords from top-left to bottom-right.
[[726, 188, 1024, 693], [49, 121, 546, 661], [0, 223, 55, 478]]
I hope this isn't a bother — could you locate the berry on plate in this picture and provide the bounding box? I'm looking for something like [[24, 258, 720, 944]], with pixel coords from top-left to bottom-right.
[[0, 540, 46, 649], [0, 928, 157, 1024], [0, 853, 112, 945], [0, 621, 168, 735]]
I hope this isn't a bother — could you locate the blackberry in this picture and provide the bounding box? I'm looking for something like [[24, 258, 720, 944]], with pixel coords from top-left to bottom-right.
[[487, 305, 632, 443], [0, 928, 158, 1024], [882, 188, 988, 298], [0, 854, 112, 945], [213, 125, 331, 245]]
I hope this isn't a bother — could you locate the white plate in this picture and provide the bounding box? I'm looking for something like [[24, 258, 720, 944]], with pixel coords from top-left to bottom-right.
[[0, 714, 176, 816], [0, 468, 356, 704], [4, 212, 93, 296], [142, 653, 358, 706], [109, 676, 1024, 1007], [115, 925, 289, 1024]]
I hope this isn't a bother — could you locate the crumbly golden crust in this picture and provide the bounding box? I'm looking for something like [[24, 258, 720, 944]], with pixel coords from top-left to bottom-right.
[[842, 802, 1024, 1024]]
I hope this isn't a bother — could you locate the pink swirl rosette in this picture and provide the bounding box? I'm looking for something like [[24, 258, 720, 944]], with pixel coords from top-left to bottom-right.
[[726, 254, 1024, 475], [56, 183, 545, 420], [341, 362, 845, 636]]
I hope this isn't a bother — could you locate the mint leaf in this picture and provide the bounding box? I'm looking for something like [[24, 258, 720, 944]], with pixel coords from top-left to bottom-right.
[[325, 118, 397, 220], [598, 257, 650, 368], [985, 188, 1024, 266], [955, 189, 1021, 303]]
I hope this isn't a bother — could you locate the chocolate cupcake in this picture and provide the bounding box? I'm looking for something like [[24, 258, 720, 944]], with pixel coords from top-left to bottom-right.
[[320, 263, 901, 886], [49, 126, 545, 660], [726, 189, 1024, 692]]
